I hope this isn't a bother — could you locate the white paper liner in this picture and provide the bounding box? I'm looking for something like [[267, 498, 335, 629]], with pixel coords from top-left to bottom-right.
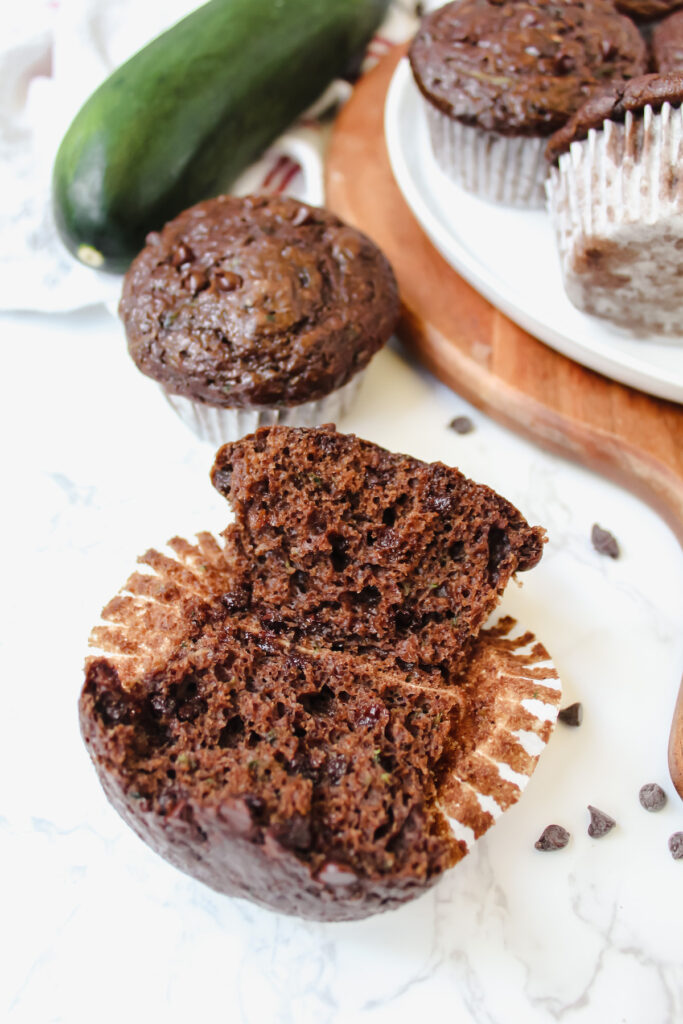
[[88, 533, 562, 860], [424, 101, 548, 208], [160, 370, 366, 446], [547, 102, 683, 336]]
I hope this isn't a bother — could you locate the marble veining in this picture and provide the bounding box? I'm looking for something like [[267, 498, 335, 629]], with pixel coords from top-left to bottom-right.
[[1, 308, 682, 1024]]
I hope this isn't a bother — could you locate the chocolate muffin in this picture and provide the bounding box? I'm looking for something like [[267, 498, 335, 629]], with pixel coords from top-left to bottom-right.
[[81, 611, 465, 920], [119, 195, 399, 444], [652, 9, 683, 69], [409, 0, 647, 206], [80, 526, 559, 920], [616, 0, 683, 21], [212, 425, 545, 670], [546, 73, 683, 334]]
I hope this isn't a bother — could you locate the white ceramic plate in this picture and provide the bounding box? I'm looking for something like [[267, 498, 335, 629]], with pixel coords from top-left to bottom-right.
[[384, 59, 683, 405]]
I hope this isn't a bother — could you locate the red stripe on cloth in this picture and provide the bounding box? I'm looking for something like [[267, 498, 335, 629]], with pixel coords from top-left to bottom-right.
[[261, 154, 290, 190], [275, 161, 302, 194]]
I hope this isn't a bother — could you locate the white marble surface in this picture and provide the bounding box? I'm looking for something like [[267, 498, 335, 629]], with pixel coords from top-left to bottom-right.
[[2, 306, 683, 1024]]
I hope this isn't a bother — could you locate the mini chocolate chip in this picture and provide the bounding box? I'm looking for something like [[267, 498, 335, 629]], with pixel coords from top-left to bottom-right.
[[535, 824, 570, 851], [591, 524, 620, 559], [291, 206, 313, 227], [184, 270, 208, 293], [213, 270, 242, 292], [554, 53, 575, 74], [558, 702, 583, 727], [639, 783, 667, 812], [171, 242, 193, 267], [668, 832, 683, 860], [318, 862, 358, 887], [587, 805, 616, 838], [449, 415, 475, 435]]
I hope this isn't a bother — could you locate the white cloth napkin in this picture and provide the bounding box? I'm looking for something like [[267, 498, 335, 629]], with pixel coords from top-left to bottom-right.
[[0, 0, 424, 313]]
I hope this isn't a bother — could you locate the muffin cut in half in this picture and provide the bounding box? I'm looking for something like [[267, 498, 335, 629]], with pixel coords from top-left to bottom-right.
[[211, 425, 545, 670], [80, 428, 558, 920], [546, 73, 683, 335]]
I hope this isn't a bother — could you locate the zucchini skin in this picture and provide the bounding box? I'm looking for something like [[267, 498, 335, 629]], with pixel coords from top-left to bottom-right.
[[52, 0, 390, 273]]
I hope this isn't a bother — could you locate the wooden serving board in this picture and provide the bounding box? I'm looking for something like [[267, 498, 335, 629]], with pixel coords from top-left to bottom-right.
[[325, 45, 683, 797]]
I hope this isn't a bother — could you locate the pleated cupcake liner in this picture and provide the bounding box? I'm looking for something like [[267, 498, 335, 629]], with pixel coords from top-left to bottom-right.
[[160, 370, 366, 446], [547, 102, 683, 336], [424, 102, 548, 209], [88, 533, 562, 856]]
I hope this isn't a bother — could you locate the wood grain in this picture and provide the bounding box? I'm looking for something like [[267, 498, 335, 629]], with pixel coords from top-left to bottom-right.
[[325, 45, 683, 798]]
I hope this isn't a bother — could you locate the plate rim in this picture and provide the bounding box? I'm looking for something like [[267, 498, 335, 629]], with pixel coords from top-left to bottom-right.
[[384, 57, 683, 406]]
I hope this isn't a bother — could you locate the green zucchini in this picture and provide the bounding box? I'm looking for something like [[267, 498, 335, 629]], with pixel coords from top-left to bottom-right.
[[52, 0, 390, 273]]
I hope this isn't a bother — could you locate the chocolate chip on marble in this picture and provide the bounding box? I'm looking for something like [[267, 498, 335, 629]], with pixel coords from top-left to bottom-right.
[[558, 702, 583, 727], [448, 415, 475, 435], [591, 524, 620, 559], [639, 783, 667, 812], [587, 805, 616, 838], [535, 824, 570, 851], [668, 832, 683, 860]]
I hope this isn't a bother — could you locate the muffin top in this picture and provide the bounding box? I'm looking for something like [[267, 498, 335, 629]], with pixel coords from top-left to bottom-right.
[[544, 71, 683, 161], [409, 0, 648, 137], [652, 10, 683, 70], [119, 195, 399, 409], [615, 0, 683, 21]]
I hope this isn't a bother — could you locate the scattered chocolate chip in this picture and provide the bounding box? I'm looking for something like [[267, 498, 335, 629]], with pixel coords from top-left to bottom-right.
[[668, 832, 683, 860], [587, 805, 616, 838], [639, 782, 667, 812], [591, 524, 620, 559], [535, 824, 570, 851], [449, 415, 475, 435], [558, 702, 583, 726]]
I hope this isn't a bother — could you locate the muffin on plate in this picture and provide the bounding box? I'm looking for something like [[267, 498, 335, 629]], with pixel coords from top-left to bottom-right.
[[545, 73, 683, 334], [119, 195, 400, 444], [408, 0, 647, 207], [652, 9, 683, 69], [80, 426, 558, 921]]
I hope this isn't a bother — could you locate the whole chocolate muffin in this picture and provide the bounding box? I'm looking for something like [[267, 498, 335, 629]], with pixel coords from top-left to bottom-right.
[[119, 195, 399, 444], [652, 9, 683, 69], [616, 0, 683, 21], [409, 0, 647, 206]]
